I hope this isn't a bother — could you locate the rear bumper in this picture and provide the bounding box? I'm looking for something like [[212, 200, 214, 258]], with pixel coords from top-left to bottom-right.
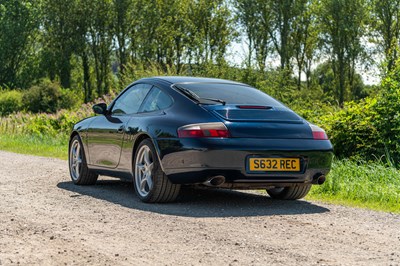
[[156, 138, 333, 185]]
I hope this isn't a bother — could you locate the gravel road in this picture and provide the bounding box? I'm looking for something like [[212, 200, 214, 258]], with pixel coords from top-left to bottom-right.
[[0, 150, 399, 266]]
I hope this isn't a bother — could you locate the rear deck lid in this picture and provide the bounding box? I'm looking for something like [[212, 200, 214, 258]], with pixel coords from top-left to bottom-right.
[[203, 105, 312, 139]]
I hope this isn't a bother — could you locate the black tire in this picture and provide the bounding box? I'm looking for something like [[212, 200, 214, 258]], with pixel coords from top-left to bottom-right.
[[133, 139, 180, 203], [266, 184, 311, 200], [68, 135, 98, 185]]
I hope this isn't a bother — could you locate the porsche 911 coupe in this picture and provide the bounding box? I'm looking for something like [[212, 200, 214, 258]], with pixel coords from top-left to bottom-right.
[[69, 76, 333, 203]]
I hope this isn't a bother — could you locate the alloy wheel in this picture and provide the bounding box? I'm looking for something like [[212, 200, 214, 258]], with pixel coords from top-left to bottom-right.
[[135, 145, 154, 197], [69, 139, 82, 181]]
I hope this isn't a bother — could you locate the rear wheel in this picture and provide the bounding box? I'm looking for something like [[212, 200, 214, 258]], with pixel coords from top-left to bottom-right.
[[266, 185, 311, 200], [69, 135, 98, 185], [133, 139, 180, 203]]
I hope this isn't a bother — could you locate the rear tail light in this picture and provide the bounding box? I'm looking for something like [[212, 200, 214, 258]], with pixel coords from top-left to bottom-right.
[[178, 122, 230, 138], [309, 124, 328, 140]]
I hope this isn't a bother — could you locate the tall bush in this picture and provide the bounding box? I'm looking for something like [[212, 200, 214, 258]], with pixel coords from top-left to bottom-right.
[[0, 90, 23, 116], [21, 80, 83, 113], [22, 81, 62, 113]]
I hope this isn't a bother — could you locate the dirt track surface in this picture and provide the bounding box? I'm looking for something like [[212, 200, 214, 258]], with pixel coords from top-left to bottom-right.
[[0, 151, 400, 265]]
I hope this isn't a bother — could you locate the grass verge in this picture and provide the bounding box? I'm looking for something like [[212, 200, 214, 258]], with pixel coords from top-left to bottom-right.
[[0, 134, 67, 160], [308, 159, 400, 213]]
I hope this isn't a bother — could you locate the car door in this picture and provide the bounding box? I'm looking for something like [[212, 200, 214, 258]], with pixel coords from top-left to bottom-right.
[[117, 86, 174, 170], [87, 84, 152, 168]]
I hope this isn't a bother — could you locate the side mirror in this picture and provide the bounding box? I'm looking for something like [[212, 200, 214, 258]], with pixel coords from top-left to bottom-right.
[[92, 103, 107, 115]]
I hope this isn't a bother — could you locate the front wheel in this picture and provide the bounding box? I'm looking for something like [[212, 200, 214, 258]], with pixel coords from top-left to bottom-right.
[[266, 185, 311, 200], [69, 135, 98, 185], [133, 139, 180, 203]]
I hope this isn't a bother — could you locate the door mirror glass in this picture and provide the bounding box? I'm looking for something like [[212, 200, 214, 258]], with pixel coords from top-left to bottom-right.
[[92, 103, 107, 115]]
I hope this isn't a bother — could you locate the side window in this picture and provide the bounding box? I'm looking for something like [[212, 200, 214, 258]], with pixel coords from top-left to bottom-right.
[[111, 84, 152, 115], [141, 87, 173, 112]]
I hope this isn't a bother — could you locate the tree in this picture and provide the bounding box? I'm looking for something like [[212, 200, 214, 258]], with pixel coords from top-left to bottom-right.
[[371, 0, 400, 73], [133, 0, 160, 62], [111, 0, 133, 75], [42, 0, 79, 88], [74, 0, 93, 102], [235, 0, 273, 71], [268, 0, 297, 70], [319, 0, 368, 106], [0, 0, 39, 88], [155, 0, 192, 71], [85, 0, 113, 95], [291, 0, 318, 90], [188, 0, 235, 66], [209, 3, 235, 65]]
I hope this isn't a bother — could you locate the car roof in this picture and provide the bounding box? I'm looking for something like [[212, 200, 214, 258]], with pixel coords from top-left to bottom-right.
[[149, 76, 247, 86]]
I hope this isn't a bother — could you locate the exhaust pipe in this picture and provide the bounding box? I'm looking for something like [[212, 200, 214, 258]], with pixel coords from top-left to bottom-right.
[[203, 175, 226, 187], [312, 174, 326, 185], [317, 175, 326, 185]]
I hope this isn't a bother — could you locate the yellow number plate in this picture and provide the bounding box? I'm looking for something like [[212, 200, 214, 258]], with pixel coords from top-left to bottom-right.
[[248, 158, 300, 172]]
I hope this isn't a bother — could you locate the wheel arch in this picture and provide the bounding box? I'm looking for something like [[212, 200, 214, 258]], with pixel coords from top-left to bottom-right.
[[131, 133, 166, 173], [69, 131, 91, 165], [69, 131, 79, 144], [69, 131, 80, 154]]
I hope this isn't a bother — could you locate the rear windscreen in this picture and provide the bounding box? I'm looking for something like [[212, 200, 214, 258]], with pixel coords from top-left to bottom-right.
[[175, 83, 284, 106]]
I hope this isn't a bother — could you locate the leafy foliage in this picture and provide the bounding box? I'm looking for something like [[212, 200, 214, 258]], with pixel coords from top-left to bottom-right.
[[318, 0, 368, 106], [371, 0, 400, 72], [0, 0, 40, 88], [0, 90, 23, 116], [21, 80, 83, 113], [319, 61, 400, 165], [22, 81, 62, 113], [0, 93, 112, 137]]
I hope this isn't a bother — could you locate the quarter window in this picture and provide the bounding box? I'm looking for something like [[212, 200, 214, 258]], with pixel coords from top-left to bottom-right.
[[112, 84, 152, 115], [141, 87, 173, 112]]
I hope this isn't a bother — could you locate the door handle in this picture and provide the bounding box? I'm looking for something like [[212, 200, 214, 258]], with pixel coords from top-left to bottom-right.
[[117, 126, 125, 133]]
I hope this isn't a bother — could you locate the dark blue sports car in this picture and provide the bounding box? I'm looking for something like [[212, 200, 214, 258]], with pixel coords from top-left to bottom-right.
[[69, 77, 333, 203]]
